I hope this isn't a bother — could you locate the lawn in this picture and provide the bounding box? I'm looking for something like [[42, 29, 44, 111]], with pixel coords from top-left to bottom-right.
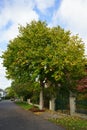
[[49, 116, 87, 130]]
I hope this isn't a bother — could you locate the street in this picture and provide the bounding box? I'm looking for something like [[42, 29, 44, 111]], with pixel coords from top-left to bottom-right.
[[0, 100, 65, 130]]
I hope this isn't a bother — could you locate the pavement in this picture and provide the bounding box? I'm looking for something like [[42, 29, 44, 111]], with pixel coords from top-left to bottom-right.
[[35, 109, 87, 120], [34, 110, 65, 119], [0, 100, 65, 130]]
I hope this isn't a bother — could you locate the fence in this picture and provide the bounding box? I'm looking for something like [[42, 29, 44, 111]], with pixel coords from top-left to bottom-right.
[[55, 93, 69, 113], [76, 100, 87, 114]]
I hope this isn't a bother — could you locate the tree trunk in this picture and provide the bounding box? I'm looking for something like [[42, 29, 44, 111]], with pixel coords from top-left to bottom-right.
[[39, 88, 44, 110], [39, 81, 44, 110], [49, 97, 55, 111], [69, 91, 76, 115]]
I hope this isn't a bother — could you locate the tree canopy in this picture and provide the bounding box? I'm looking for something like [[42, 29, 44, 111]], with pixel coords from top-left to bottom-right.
[[2, 20, 86, 103]]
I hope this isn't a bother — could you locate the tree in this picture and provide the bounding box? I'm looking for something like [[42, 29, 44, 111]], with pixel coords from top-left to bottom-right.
[[2, 21, 51, 109], [2, 20, 86, 110], [5, 87, 17, 99]]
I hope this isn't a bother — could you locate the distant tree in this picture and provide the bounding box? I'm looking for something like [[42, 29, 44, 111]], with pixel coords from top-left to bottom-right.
[[5, 87, 16, 99]]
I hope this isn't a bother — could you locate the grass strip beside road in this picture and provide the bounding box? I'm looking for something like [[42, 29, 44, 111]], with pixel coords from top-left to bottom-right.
[[49, 116, 87, 130], [15, 101, 33, 110]]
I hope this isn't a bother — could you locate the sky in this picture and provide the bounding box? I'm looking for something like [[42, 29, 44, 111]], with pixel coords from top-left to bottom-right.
[[0, 0, 87, 90]]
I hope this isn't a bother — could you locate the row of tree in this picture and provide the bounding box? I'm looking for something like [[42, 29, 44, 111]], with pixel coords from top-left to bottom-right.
[[2, 20, 86, 110]]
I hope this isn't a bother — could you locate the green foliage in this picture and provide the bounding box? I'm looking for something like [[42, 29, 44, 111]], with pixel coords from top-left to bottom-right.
[[5, 87, 17, 99], [11, 80, 40, 101], [2, 20, 86, 100]]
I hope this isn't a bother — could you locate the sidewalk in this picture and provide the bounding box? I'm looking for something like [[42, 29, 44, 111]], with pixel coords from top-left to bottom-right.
[[34, 110, 87, 120], [74, 113, 87, 119], [34, 110, 69, 119]]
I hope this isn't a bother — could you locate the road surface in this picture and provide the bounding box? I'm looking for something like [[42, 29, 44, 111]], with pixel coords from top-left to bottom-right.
[[0, 100, 65, 130]]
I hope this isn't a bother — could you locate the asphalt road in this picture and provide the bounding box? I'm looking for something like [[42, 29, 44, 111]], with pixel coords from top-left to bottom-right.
[[0, 100, 65, 130]]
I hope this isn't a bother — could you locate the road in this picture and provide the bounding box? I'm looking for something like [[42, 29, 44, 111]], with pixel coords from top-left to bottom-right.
[[0, 100, 65, 130]]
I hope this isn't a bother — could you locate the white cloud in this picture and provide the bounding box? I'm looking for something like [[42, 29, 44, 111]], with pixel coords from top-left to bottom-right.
[[0, 49, 11, 90], [0, 0, 39, 43], [0, 0, 56, 43], [35, 0, 55, 13], [52, 0, 87, 52]]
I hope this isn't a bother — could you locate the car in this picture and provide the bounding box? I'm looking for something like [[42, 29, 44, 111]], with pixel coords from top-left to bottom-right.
[[0, 97, 2, 101], [11, 98, 15, 101]]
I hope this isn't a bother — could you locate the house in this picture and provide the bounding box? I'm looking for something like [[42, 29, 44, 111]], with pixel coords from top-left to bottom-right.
[[0, 89, 6, 98]]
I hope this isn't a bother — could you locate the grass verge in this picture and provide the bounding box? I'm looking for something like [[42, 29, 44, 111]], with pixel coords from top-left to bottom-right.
[[15, 101, 44, 112], [15, 101, 33, 110], [49, 116, 87, 130]]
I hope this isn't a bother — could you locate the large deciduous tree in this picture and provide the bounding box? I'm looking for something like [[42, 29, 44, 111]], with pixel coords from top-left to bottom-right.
[[2, 20, 86, 110]]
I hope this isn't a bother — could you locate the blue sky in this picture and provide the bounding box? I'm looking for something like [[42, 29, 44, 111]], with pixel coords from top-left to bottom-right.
[[0, 0, 87, 89]]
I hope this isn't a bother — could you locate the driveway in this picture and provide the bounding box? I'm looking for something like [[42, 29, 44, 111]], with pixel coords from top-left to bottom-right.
[[0, 100, 65, 130]]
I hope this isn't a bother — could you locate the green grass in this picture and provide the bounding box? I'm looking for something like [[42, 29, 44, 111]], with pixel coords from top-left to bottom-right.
[[15, 101, 33, 110], [49, 116, 87, 130]]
